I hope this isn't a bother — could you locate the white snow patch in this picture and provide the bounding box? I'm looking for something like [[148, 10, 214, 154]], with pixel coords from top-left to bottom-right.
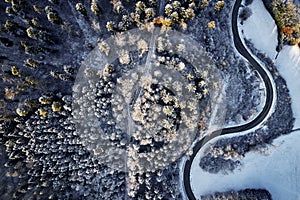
[[239, 0, 278, 59], [190, 131, 300, 200], [276, 46, 300, 128]]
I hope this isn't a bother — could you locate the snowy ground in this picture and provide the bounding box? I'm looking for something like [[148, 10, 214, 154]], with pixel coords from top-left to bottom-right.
[[190, 131, 300, 200], [276, 46, 300, 128], [239, 0, 278, 60], [190, 0, 300, 199]]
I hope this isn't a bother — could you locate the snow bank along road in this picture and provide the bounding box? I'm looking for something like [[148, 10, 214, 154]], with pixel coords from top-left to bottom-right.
[[183, 0, 276, 199]]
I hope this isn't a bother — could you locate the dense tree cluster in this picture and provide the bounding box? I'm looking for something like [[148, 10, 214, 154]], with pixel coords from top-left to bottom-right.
[[239, 7, 252, 23], [0, 0, 218, 199], [72, 27, 217, 198], [201, 188, 272, 200], [187, 0, 265, 125], [1, 93, 127, 199]]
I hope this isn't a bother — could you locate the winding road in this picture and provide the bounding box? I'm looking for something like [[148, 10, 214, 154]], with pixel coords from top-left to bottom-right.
[[183, 0, 275, 199]]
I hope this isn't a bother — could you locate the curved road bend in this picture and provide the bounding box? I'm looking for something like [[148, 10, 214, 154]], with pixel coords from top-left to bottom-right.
[[183, 0, 275, 199]]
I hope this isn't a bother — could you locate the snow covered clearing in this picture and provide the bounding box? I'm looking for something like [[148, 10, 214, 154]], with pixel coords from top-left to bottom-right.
[[239, 0, 278, 59], [190, 131, 300, 200], [276, 46, 300, 128]]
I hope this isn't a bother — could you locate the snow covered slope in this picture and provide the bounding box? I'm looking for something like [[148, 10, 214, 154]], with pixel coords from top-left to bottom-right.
[[190, 131, 300, 200]]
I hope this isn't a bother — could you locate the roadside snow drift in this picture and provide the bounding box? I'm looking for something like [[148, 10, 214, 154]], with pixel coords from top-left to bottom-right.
[[190, 131, 300, 200]]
